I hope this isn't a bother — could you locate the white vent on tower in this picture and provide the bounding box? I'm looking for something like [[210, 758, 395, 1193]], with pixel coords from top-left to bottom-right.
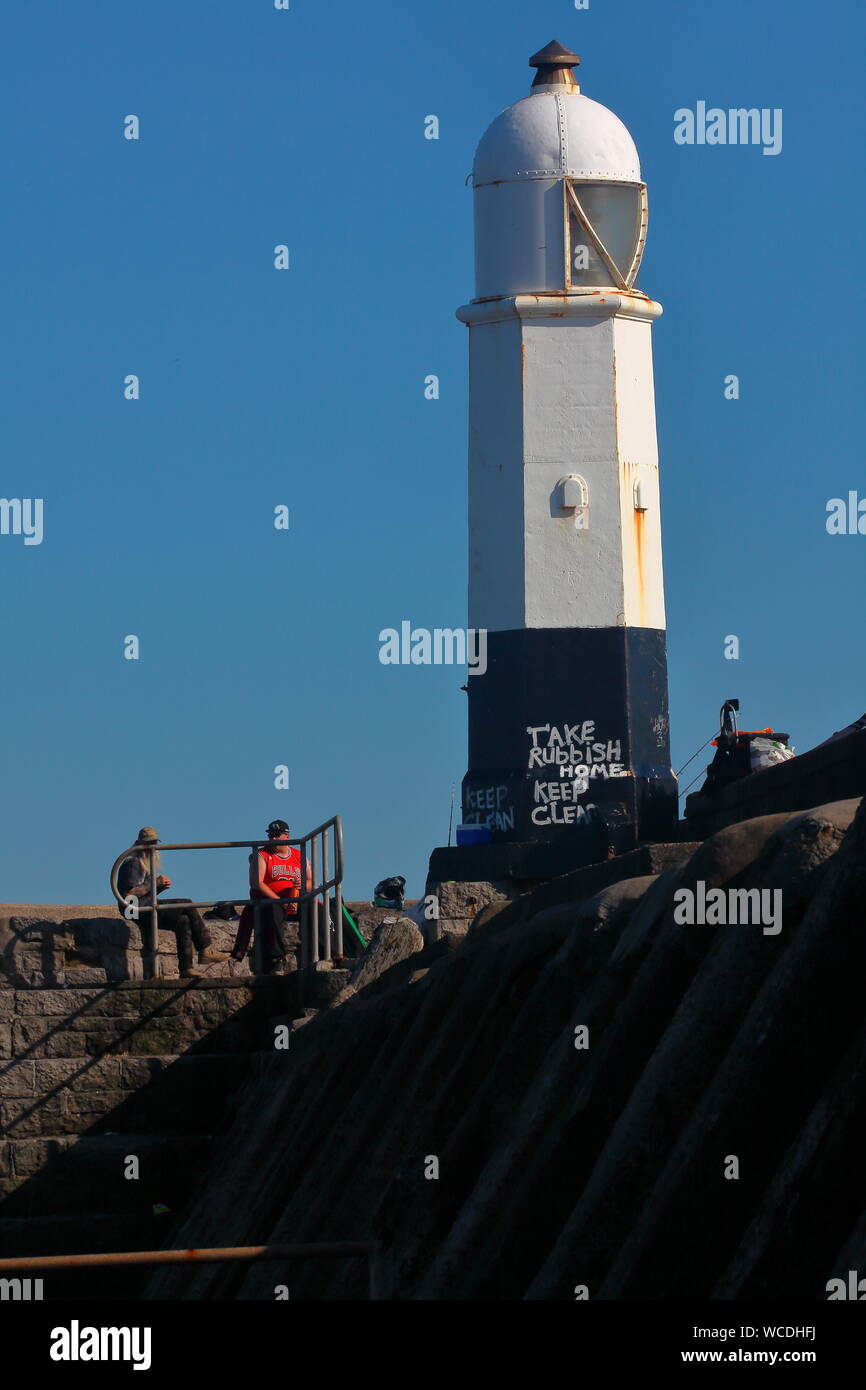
[[558, 474, 590, 529]]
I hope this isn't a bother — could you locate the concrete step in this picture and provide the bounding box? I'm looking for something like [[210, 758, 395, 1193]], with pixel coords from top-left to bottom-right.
[[0, 1132, 211, 1214]]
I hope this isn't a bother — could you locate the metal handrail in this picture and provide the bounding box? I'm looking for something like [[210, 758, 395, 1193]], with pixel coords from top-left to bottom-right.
[[0, 1241, 380, 1299], [108, 817, 345, 979]]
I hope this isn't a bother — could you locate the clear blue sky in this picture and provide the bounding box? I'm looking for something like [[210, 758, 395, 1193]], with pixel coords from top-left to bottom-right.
[[0, 0, 863, 906]]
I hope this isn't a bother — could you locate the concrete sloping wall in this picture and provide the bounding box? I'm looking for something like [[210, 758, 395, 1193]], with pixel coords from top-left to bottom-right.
[[145, 799, 865, 1300]]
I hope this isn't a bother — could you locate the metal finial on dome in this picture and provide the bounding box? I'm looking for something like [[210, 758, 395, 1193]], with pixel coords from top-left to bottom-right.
[[529, 40, 580, 91]]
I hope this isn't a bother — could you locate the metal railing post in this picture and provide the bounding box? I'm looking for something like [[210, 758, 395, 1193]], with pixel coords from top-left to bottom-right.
[[321, 830, 331, 963], [299, 834, 309, 971], [252, 899, 262, 975], [148, 848, 159, 980], [310, 836, 320, 965], [334, 820, 344, 959]]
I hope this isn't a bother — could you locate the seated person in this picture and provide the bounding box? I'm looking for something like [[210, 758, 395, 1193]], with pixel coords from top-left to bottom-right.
[[230, 819, 313, 973], [118, 826, 229, 976]]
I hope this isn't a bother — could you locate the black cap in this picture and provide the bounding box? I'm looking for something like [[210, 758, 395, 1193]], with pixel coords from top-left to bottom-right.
[[267, 819, 289, 836]]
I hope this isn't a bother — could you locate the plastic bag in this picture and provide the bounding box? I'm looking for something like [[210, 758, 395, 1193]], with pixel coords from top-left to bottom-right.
[[750, 737, 795, 773]]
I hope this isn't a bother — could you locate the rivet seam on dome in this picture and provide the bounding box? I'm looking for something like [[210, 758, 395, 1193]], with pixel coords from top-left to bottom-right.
[[475, 170, 640, 185], [555, 93, 568, 175]]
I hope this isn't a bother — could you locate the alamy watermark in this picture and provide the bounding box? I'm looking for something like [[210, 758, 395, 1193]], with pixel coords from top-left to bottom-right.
[[673, 881, 782, 935], [1, 1277, 43, 1300], [826, 1270, 866, 1299], [49, 1321, 151, 1370], [826, 491, 866, 535], [674, 103, 782, 156], [0, 497, 43, 545], [379, 622, 487, 675]]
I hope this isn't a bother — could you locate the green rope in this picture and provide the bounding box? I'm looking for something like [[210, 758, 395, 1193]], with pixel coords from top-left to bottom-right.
[[342, 903, 368, 949]]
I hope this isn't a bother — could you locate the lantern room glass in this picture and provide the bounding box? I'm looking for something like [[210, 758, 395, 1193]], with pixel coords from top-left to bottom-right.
[[565, 181, 646, 290]]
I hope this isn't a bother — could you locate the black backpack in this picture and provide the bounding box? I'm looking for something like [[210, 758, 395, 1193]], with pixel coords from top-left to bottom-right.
[[373, 876, 406, 908]]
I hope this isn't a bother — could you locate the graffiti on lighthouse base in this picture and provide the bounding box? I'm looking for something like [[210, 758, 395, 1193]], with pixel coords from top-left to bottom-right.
[[464, 783, 516, 833], [463, 718, 628, 833], [531, 781, 599, 828], [527, 719, 625, 828]]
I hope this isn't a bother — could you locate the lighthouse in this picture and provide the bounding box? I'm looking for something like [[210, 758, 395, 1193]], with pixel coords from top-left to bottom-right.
[[458, 43, 677, 862]]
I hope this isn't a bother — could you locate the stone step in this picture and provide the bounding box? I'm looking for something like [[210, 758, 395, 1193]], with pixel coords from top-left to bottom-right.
[[4, 999, 277, 1060], [1, 1052, 256, 1138], [303, 968, 352, 1008], [0, 915, 254, 987], [0, 1132, 210, 1214], [0, 977, 299, 1053]]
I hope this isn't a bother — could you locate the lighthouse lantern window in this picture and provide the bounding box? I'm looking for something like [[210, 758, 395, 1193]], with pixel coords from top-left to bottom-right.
[[565, 181, 647, 291]]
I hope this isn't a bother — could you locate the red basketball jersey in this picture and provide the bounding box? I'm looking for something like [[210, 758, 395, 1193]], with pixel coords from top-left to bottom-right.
[[258, 847, 301, 898]]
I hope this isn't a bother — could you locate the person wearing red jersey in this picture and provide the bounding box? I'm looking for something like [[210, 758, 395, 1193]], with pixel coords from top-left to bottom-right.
[[230, 819, 313, 972]]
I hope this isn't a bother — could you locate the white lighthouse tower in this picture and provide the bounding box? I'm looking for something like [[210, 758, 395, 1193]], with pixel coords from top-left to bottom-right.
[[459, 43, 677, 860]]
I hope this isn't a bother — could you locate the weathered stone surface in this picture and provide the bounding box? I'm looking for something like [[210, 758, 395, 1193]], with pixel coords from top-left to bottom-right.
[[143, 798, 865, 1304], [34, 1056, 123, 1093], [470, 901, 512, 933], [0, 1023, 11, 1059], [473, 875, 656, 942], [3, 799, 861, 1301], [711, 1014, 866, 1299], [119, 1055, 175, 1089], [0, 1094, 64, 1137], [68, 918, 141, 949], [348, 919, 424, 996], [0, 1061, 35, 1097], [576, 800, 866, 1301], [0, 975, 271, 1232], [8, 1136, 76, 1177], [0, 1132, 211, 1219], [437, 920, 470, 941], [59, 1090, 131, 1132], [0, 911, 256, 987], [434, 880, 516, 921], [61, 967, 112, 986], [15, 988, 132, 1018]]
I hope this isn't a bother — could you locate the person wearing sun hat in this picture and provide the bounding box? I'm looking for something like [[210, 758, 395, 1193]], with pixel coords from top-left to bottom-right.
[[117, 826, 230, 976]]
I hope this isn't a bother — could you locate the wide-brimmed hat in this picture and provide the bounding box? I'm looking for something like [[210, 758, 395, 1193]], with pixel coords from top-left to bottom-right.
[[137, 826, 159, 844]]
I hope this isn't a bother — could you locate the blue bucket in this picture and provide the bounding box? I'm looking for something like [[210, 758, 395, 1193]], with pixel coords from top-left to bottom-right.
[[456, 823, 492, 846]]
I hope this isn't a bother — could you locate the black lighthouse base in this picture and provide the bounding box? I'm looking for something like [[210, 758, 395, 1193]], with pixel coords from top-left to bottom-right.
[[462, 625, 677, 855]]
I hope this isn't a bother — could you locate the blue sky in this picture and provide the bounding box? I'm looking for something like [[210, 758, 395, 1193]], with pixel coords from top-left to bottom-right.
[[0, 0, 863, 906]]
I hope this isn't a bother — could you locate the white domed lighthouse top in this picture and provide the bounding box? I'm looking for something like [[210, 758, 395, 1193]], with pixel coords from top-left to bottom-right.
[[474, 93, 640, 185], [468, 43, 648, 300]]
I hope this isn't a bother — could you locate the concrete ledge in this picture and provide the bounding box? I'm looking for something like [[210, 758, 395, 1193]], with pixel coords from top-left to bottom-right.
[[429, 835, 609, 886], [429, 840, 696, 908], [478, 842, 699, 925]]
